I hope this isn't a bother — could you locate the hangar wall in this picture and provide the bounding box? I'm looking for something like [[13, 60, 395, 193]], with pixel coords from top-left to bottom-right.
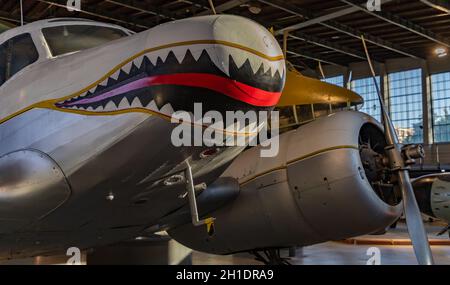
[[315, 57, 450, 169]]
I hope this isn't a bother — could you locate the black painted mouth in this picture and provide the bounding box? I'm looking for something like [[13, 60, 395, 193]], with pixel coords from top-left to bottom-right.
[[55, 48, 285, 115]]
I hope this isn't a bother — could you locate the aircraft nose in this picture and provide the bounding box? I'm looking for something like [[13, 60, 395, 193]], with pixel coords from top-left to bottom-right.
[[211, 15, 286, 108]]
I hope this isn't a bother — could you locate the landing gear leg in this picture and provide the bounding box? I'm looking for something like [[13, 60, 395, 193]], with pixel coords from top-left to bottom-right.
[[184, 161, 215, 236], [251, 249, 291, 265]]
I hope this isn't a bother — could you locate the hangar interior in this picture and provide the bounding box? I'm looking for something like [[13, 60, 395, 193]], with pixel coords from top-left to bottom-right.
[[2, 0, 448, 171], [0, 0, 450, 265]]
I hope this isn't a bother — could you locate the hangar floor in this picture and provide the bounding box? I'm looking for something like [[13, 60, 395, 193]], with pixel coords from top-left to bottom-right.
[[1, 221, 450, 265], [192, 222, 450, 265]]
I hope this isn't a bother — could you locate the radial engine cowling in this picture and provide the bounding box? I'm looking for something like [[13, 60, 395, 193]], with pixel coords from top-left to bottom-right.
[[168, 111, 403, 254]]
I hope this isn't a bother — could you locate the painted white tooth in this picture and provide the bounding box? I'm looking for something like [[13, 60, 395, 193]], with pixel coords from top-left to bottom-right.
[[280, 63, 286, 77], [146, 100, 158, 111], [265, 61, 275, 77], [130, 97, 142, 108], [133, 56, 144, 68], [207, 49, 230, 77], [160, 104, 174, 115], [263, 61, 271, 75], [229, 49, 247, 69], [271, 61, 285, 78], [87, 106, 94, 111], [122, 61, 133, 74], [175, 51, 186, 64], [110, 69, 120, 81], [248, 56, 262, 75], [103, 101, 116, 112], [99, 78, 108, 87], [158, 49, 171, 63], [191, 49, 204, 61], [117, 97, 130, 110], [89, 87, 96, 94], [148, 53, 159, 66], [96, 105, 104, 112], [266, 61, 275, 78], [221, 54, 230, 77]]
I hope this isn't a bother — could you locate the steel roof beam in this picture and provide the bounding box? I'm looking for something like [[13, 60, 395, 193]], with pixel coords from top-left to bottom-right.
[[420, 0, 450, 14], [260, 0, 420, 58], [36, 0, 151, 29], [288, 32, 372, 61], [197, 0, 251, 16], [286, 50, 343, 67], [104, 0, 177, 20], [340, 0, 450, 48]]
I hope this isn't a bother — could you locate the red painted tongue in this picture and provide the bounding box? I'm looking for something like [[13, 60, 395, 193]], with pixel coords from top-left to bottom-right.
[[64, 73, 281, 108]]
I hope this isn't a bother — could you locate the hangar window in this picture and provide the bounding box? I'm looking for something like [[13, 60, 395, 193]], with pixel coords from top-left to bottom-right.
[[351, 77, 381, 122], [42, 25, 128, 57], [296, 104, 314, 123], [388, 69, 423, 143], [321, 75, 344, 87], [0, 33, 39, 86], [313, 103, 331, 118], [431, 72, 450, 143], [278, 106, 297, 127]]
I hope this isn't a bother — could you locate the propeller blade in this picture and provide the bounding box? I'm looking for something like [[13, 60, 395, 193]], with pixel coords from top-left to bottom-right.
[[398, 170, 434, 265], [360, 35, 434, 265]]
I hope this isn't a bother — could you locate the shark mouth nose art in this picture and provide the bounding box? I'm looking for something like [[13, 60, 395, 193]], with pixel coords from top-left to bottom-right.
[[54, 42, 285, 118]]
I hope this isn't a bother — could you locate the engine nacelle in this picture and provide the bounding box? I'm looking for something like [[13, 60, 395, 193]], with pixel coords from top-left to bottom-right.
[[413, 173, 450, 222], [168, 111, 402, 254]]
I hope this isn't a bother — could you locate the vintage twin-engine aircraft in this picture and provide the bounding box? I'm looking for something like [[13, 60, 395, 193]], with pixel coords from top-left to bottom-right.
[[0, 15, 285, 259], [0, 15, 433, 265]]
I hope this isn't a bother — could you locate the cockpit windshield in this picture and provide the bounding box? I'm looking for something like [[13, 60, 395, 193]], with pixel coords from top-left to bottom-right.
[[42, 25, 128, 57]]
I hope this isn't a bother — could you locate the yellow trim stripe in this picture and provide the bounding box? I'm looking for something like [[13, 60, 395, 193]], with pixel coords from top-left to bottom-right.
[[0, 40, 285, 125], [286, 145, 358, 165], [240, 145, 359, 186], [39, 106, 259, 136]]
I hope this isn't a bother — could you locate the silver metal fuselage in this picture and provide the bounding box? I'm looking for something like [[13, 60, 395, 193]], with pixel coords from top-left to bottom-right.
[[0, 15, 285, 258]]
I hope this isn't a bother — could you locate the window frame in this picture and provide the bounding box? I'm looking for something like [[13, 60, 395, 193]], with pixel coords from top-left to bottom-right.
[[0, 32, 39, 87], [387, 68, 424, 144], [41, 24, 129, 58], [351, 76, 381, 122], [430, 71, 450, 143], [321, 75, 345, 87]]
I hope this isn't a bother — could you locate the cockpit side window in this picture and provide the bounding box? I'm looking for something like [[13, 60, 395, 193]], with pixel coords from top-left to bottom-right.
[[0, 33, 39, 86], [42, 25, 128, 57], [0, 43, 6, 85]]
